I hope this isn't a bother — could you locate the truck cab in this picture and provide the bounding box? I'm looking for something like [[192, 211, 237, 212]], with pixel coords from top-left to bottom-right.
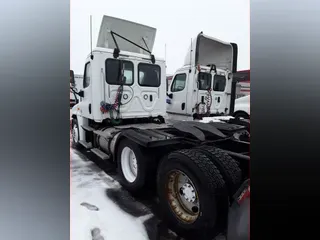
[[71, 15, 166, 125], [166, 33, 238, 120]]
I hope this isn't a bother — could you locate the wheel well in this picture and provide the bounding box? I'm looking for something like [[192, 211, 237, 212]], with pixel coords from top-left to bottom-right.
[[233, 110, 249, 117], [70, 115, 77, 129], [112, 135, 127, 166]]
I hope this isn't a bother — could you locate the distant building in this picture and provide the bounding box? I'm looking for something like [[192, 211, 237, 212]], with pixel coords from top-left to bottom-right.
[[166, 75, 173, 91], [235, 70, 250, 98]]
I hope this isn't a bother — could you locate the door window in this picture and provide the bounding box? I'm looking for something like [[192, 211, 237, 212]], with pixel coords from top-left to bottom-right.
[[198, 72, 212, 90], [213, 75, 226, 92], [171, 73, 187, 92], [83, 62, 91, 88]]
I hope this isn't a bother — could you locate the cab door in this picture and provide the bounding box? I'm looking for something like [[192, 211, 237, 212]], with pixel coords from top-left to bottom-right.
[[137, 62, 162, 113], [80, 61, 93, 118], [196, 71, 213, 115], [166, 71, 189, 117], [211, 73, 228, 114]]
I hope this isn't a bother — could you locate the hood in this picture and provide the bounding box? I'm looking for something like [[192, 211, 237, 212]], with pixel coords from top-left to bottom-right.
[[183, 32, 238, 72], [96, 15, 157, 55]]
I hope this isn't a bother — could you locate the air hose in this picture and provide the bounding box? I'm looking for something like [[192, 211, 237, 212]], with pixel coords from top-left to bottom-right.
[[205, 88, 213, 116], [100, 82, 124, 125], [194, 89, 212, 117]]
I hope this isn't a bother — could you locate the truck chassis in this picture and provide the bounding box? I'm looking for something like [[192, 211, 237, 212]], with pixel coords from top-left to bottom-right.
[[71, 115, 249, 239]]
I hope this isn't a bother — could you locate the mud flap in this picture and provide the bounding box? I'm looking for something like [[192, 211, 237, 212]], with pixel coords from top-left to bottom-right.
[[226, 179, 250, 240]]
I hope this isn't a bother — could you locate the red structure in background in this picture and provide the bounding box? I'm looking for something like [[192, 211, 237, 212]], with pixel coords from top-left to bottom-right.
[[235, 70, 250, 97], [166, 75, 173, 91]]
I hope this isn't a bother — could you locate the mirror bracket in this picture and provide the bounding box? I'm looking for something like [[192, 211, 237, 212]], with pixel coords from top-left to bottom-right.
[[113, 48, 120, 59]]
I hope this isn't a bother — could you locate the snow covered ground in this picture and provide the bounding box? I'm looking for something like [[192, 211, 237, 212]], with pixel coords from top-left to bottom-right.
[[71, 150, 148, 240], [70, 144, 179, 240]]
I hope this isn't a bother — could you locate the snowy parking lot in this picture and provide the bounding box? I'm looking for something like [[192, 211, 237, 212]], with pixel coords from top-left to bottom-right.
[[70, 109, 231, 240], [70, 140, 180, 240]]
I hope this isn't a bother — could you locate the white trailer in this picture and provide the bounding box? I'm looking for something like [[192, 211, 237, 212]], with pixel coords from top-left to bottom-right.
[[70, 15, 249, 240]]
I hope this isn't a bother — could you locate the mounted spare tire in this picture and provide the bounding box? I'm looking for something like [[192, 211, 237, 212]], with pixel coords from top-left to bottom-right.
[[157, 149, 229, 239], [116, 138, 156, 194]]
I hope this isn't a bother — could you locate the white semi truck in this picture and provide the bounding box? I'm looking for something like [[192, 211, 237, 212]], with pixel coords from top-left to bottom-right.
[[166, 33, 238, 121], [166, 35, 250, 122], [70, 15, 249, 240]]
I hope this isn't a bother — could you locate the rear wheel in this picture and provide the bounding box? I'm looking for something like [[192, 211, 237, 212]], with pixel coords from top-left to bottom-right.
[[195, 146, 242, 198], [116, 138, 155, 194], [157, 149, 229, 239]]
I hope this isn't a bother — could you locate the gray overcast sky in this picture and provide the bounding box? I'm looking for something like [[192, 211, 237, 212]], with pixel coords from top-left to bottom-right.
[[71, 0, 249, 75]]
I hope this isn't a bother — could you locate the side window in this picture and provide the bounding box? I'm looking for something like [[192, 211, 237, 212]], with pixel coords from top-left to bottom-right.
[[171, 73, 187, 92], [83, 62, 91, 88], [105, 59, 134, 85], [213, 75, 226, 92], [198, 72, 212, 90], [138, 63, 161, 87]]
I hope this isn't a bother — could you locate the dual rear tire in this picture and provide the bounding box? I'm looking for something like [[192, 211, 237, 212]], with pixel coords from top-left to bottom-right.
[[116, 139, 242, 239], [156, 148, 241, 239]]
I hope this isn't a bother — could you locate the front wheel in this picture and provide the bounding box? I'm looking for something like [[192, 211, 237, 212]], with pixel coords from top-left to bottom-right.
[[71, 118, 80, 148], [233, 111, 249, 120], [157, 149, 229, 239]]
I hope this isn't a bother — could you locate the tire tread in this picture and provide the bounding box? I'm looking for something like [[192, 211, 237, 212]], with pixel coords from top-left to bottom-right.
[[196, 145, 242, 197]]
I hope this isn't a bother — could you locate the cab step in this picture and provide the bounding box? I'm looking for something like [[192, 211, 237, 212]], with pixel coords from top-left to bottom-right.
[[90, 148, 110, 160], [79, 140, 92, 149]]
